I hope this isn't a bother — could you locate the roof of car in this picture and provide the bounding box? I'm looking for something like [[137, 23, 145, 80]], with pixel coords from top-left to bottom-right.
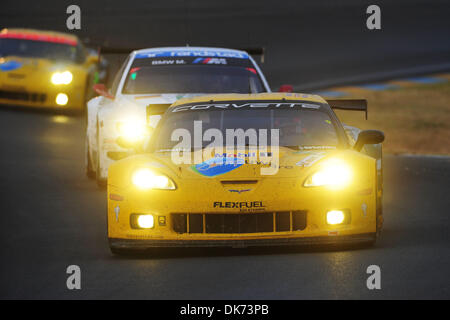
[[0, 28, 79, 46], [171, 93, 327, 107]]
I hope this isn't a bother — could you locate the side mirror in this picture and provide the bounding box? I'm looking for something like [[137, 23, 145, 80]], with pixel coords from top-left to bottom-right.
[[354, 130, 385, 151], [93, 83, 114, 100], [279, 84, 293, 93], [85, 54, 99, 65], [107, 151, 131, 161]]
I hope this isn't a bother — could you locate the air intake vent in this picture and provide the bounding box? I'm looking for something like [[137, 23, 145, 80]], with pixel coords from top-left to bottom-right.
[[221, 180, 258, 185], [172, 211, 307, 234]]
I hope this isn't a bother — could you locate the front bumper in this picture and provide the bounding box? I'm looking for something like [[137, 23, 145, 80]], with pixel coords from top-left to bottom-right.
[[0, 86, 86, 109], [109, 233, 376, 249]]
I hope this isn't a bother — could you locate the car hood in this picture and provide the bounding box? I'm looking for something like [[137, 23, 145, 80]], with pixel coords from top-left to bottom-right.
[[109, 147, 347, 189]]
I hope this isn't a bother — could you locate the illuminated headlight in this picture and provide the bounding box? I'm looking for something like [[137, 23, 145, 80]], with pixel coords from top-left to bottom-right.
[[55, 93, 68, 106], [130, 214, 154, 229], [304, 159, 352, 188], [137, 215, 154, 228], [132, 169, 176, 190], [117, 120, 146, 142], [51, 71, 73, 85], [327, 210, 346, 225]]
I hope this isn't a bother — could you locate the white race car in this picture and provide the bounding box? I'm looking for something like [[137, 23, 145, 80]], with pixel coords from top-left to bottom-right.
[[85, 47, 271, 185]]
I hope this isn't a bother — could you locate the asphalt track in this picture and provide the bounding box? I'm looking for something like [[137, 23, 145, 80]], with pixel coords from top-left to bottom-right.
[[0, 108, 449, 299]]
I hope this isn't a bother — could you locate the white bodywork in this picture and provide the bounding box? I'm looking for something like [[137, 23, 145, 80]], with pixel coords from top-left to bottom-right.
[[86, 47, 271, 181]]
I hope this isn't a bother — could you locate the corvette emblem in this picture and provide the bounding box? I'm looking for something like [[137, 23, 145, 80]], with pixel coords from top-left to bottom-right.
[[228, 189, 251, 194]]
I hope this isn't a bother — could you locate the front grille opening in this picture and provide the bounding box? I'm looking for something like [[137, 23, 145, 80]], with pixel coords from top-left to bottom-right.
[[172, 214, 187, 233], [292, 211, 307, 231], [276, 212, 290, 232], [221, 180, 258, 185], [172, 211, 307, 234], [189, 214, 203, 233]]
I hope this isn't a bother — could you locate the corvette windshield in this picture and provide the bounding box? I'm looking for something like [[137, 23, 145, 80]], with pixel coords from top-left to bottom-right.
[[122, 57, 264, 94], [0, 38, 80, 62], [151, 106, 339, 152]]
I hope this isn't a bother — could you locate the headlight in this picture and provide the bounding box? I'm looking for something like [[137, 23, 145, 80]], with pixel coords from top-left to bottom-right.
[[130, 214, 154, 229], [137, 215, 154, 228], [304, 159, 352, 188], [55, 93, 68, 106], [117, 120, 146, 142], [132, 169, 176, 190], [51, 71, 73, 85]]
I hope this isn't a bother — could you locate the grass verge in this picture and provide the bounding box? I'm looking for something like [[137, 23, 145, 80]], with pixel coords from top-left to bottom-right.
[[333, 81, 450, 155]]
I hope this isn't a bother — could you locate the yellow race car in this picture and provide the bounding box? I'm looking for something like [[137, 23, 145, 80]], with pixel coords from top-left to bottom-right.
[[106, 93, 384, 254], [0, 28, 99, 110]]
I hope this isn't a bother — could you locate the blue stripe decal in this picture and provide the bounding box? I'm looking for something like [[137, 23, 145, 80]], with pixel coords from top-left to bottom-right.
[[135, 50, 249, 59], [0, 60, 22, 72], [402, 77, 445, 84], [358, 83, 399, 90], [313, 91, 347, 97]]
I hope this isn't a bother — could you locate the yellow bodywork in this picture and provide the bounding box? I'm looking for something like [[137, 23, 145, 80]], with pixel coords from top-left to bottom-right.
[[0, 28, 97, 110], [107, 93, 379, 249]]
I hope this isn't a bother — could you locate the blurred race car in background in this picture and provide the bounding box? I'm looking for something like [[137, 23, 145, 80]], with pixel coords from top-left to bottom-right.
[[86, 46, 271, 185], [0, 28, 99, 110], [105, 93, 384, 254]]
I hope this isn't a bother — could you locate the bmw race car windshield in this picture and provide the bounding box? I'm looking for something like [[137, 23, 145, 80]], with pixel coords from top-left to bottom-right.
[[122, 56, 265, 94], [0, 38, 83, 63], [151, 102, 339, 152]]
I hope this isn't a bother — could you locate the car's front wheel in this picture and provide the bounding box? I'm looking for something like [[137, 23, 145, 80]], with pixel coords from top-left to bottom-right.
[[109, 246, 130, 255]]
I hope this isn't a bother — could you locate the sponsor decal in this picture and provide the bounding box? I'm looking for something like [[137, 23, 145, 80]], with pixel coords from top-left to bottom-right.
[[192, 156, 244, 177], [193, 57, 227, 65], [213, 201, 264, 209], [0, 60, 22, 72], [151, 59, 186, 65], [295, 152, 326, 167], [172, 102, 320, 113], [109, 194, 124, 201], [297, 146, 335, 150], [228, 189, 251, 194]]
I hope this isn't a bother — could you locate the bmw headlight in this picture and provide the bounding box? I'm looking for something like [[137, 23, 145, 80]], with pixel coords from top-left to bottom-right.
[[117, 119, 147, 142], [304, 159, 352, 188], [132, 169, 176, 190], [51, 71, 73, 85]]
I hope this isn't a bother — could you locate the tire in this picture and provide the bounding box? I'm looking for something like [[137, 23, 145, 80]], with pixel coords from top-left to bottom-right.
[[364, 233, 377, 247], [109, 246, 130, 256], [109, 239, 136, 256]]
